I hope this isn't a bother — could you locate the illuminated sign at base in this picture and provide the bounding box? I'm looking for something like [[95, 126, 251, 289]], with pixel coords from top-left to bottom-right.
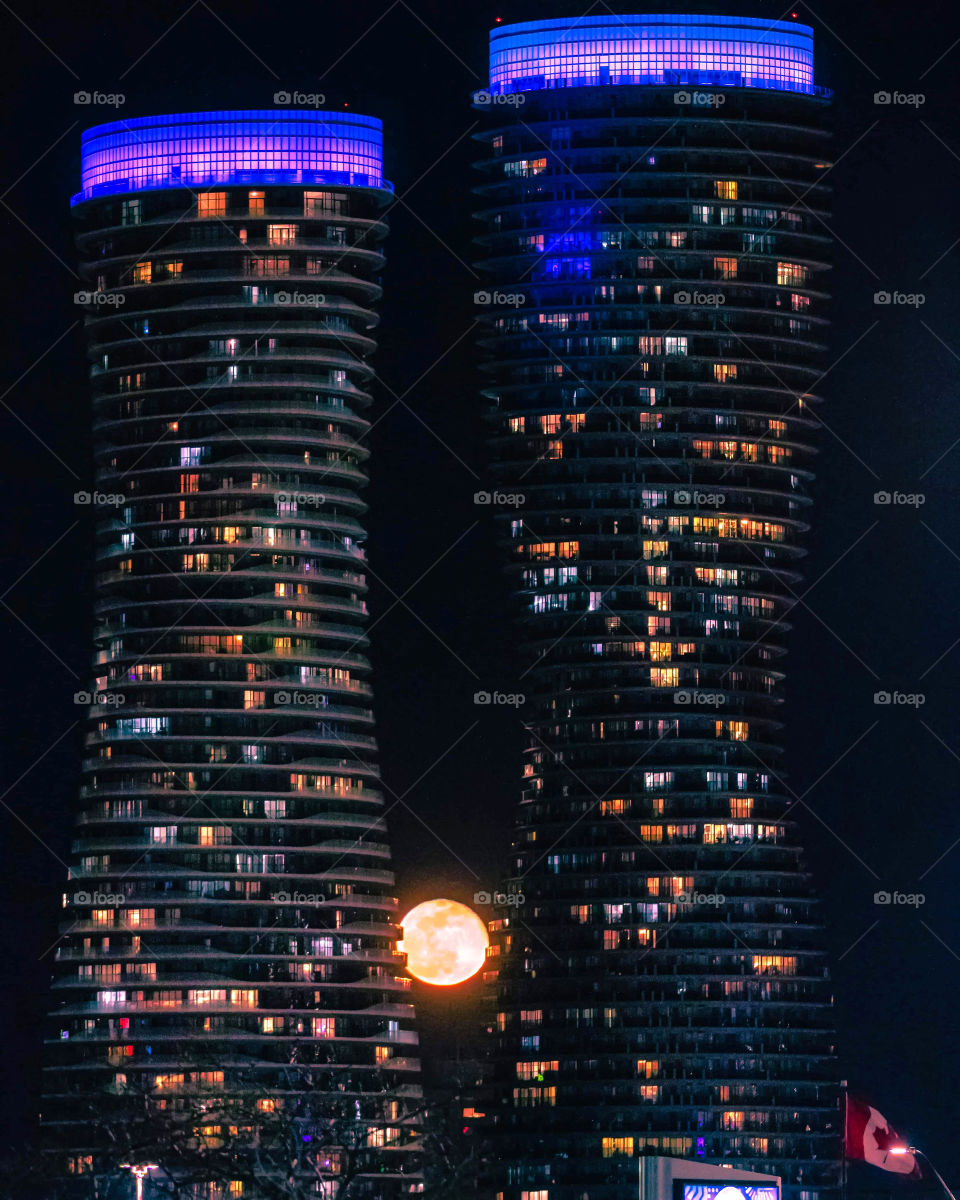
[[681, 1185, 780, 1200]]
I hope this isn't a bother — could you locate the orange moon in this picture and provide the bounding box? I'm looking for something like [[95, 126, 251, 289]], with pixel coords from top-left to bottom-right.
[[398, 899, 489, 986]]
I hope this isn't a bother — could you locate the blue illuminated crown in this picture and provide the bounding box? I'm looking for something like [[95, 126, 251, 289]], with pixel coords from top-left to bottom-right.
[[489, 14, 820, 96], [72, 109, 388, 206]]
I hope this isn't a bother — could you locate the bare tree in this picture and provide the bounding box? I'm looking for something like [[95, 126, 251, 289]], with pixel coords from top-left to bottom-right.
[[0, 1060, 484, 1199]]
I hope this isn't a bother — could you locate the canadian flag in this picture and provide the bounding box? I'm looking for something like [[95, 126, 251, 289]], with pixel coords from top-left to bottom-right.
[[846, 1097, 920, 1176]]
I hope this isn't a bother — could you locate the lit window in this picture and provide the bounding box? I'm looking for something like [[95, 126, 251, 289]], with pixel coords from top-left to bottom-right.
[[777, 261, 808, 286], [714, 180, 738, 200], [714, 256, 738, 280], [248, 256, 290, 277], [753, 954, 797, 975], [268, 223, 298, 246], [197, 192, 227, 219], [248, 190, 265, 215], [229, 989, 257, 1008], [504, 157, 547, 177], [198, 826, 231, 846], [153, 1073, 185, 1091], [132, 262, 151, 284], [304, 190, 347, 217]]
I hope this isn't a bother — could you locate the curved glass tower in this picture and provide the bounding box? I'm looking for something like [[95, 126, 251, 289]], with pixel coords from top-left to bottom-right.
[[474, 17, 839, 1200], [47, 111, 421, 1197]]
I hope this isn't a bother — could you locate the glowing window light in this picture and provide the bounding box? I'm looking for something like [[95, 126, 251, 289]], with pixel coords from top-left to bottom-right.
[[488, 15, 822, 97], [72, 110, 389, 206]]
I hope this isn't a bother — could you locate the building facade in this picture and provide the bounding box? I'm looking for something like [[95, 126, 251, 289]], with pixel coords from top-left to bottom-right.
[[474, 17, 839, 1200], [47, 111, 421, 1197]]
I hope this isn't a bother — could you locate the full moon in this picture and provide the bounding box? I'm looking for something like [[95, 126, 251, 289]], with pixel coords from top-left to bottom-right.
[[399, 899, 489, 986]]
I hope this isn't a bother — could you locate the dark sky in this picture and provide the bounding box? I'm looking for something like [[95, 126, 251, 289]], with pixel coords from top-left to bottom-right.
[[1, 0, 959, 1187]]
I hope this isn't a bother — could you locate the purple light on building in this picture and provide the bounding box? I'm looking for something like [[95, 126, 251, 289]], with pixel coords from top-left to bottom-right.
[[72, 109, 388, 205]]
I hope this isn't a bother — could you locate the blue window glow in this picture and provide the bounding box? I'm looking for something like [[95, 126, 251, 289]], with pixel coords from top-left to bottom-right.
[[72, 110, 389, 206], [541, 256, 592, 280], [489, 15, 823, 97]]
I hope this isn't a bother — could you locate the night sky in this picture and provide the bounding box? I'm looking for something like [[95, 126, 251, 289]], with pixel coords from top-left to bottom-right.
[[1, 0, 959, 1188]]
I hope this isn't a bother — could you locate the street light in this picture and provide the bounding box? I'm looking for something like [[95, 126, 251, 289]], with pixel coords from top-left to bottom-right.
[[890, 1147, 958, 1200], [119, 1162, 159, 1200]]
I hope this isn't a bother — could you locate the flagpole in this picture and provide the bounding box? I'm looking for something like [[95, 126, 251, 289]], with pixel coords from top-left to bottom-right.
[[903, 1149, 958, 1200], [840, 1080, 848, 1200]]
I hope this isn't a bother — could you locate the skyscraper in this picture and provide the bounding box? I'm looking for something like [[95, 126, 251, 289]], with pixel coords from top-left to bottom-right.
[[474, 16, 838, 1200], [47, 110, 421, 1197]]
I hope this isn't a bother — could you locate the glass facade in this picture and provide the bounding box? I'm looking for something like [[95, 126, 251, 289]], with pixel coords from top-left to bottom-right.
[[489, 15, 817, 96], [45, 114, 420, 1198], [475, 17, 839, 1200], [72, 110, 387, 205]]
